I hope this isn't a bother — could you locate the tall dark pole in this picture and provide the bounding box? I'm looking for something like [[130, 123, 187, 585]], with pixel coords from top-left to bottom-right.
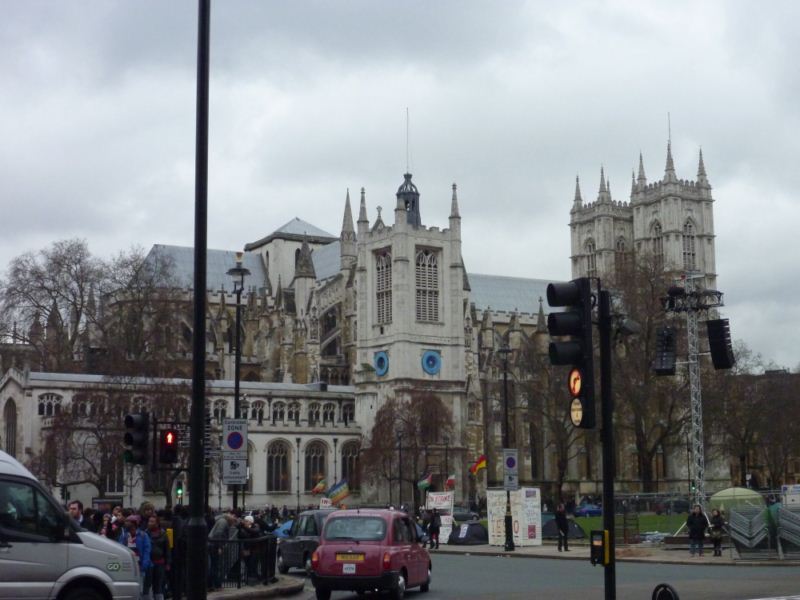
[[296, 437, 301, 514], [499, 345, 515, 551], [333, 437, 338, 482], [599, 289, 616, 600], [444, 435, 449, 487], [187, 1, 210, 598], [227, 255, 249, 511], [397, 433, 403, 508]]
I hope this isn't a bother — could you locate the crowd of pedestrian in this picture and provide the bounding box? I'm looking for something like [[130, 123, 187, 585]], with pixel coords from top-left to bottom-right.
[[64, 499, 300, 599]]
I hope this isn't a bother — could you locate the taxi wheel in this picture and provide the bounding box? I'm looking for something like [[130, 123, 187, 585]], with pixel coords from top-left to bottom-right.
[[315, 588, 331, 600], [390, 571, 406, 600], [421, 566, 431, 592], [277, 551, 290, 574]]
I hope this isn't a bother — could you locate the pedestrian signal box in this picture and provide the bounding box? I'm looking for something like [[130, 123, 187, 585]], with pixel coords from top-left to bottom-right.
[[590, 529, 609, 566]]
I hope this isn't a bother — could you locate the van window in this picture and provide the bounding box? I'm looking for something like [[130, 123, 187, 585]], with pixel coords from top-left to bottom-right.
[[0, 479, 62, 541], [303, 515, 319, 536]]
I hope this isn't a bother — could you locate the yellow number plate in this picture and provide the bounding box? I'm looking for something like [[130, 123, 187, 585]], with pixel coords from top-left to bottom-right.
[[336, 553, 365, 562]]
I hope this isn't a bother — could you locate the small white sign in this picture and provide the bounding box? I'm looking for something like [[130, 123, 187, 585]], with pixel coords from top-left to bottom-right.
[[222, 458, 248, 485], [319, 497, 332, 509], [343, 563, 356, 574], [222, 419, 248, 460], [503, 448, 519, 491]]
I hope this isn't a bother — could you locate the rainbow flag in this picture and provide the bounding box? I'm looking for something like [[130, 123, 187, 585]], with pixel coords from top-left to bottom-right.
[[327, 479, 350, 504], [417, 472, 433, 491], [469, 454, 487, 475], [311, 479, 327, 495]]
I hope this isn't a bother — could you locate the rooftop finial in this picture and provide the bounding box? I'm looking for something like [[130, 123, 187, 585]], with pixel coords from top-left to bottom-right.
[[664, 140, 676, 181], [697, 147, 708, 180], [599, 166, 607, 193], [574, 175, 583, 206], [450, 183, 460, 218], [358, 187, 368, 223], [342, 188, 354, 233], [637, 152, 647, 185], [406, 107, 410, 173]]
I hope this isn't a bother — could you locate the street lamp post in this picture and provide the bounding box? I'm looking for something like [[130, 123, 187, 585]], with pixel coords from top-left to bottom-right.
[[333, 437, 339, 483], [296, 437, 301, 514], [443, 435, 449, 488], [397, 433, 403, 508], [227, 253, 250, 511], [498, 345, 515, 551]]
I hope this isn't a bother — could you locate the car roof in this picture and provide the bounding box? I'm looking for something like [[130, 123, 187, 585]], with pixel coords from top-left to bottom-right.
[[326, 508, 406, 520], [299, 508, 337, 517], [0, 450, 36, 480]]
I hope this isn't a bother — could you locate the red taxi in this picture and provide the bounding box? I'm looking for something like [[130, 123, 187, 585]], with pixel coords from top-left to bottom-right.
[[310, 508, 431, 600]]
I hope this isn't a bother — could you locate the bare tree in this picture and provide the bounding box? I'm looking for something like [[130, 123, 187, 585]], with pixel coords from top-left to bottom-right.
[[362, 392, 453, 509]]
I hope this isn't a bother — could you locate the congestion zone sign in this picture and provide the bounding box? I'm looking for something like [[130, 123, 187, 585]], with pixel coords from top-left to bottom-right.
[[222, 419, 248, 458]]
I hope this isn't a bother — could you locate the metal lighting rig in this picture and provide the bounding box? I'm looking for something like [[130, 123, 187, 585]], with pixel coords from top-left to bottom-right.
[[662, 272, 724, 509]]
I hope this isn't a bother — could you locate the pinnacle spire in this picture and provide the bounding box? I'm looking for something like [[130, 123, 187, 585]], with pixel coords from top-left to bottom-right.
[[664, 141, 676, 181], [358, 187, 368, 223], [637, 152, 647, 184], [631, 170, 636, 195], [295, 234, 316, 279], [536, 296, 546, 333], [573, 175, 582, 206], [599, 166, 607, 193], [341, 188, 354, 233], [697, 148, 708, 181], [450, 183, 460, 218]]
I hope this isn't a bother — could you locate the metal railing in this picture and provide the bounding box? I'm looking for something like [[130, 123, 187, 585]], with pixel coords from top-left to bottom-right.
[[207, 534, 278, 589]]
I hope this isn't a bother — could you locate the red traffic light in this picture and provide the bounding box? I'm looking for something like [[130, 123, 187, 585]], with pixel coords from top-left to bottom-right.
[[568, 368, 583, 397], [159, 429, 179, 464], [164, 430, 176, 446]]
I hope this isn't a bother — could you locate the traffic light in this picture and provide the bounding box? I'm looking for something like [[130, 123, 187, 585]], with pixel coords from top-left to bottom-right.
[[653, 326, 677, 376], [159, 428, 179, 464], [706, 318, 735, 370], [175, 479, 184, 498], [547, 277, 595, 429], [123, 412, 149, 465]]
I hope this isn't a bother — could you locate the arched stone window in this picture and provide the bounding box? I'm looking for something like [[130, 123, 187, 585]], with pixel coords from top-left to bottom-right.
[[683, 220, 696, 271], [213, 399, 227, 424], [272, 401, 285, 424], [467, 401, 481, 423], [322, 403, 336, 424], [72, 396, 89, 418], [584, 239, 597, 278], [287, 402, 300, 425], [415, 249, 439, 322], [4, 399, 17, 457], [342, 402, 355, 426], [341, 441, 360, 491], [37, 393, 62, 417], [308, 402, 321, 425], [651, 221, 664, 269], [375, 251, 392, 324], [615, 237, 628, 273], [266, 440, 290, 492], [304, 441, 327, 490], [250, 401, 265, 425]]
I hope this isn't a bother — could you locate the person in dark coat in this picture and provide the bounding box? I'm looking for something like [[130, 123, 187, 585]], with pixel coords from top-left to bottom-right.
[[686, 504, 708, 557], [709, 508, 725, 557], [428, 508, 441, 549], [555, 503, 570, 552]]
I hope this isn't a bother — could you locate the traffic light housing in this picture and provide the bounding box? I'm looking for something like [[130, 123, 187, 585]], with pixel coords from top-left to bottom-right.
[[175, 479, 184, 498], [124, 412, 150, 465], [159, 428, 179, 464], [653, 326, 677, 376], [547, 278, 595, 429]]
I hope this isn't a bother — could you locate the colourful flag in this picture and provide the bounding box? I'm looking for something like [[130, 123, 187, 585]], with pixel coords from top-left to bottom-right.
[[445, 473, 456, 490], [417, 472, 433, 491], [311, 478, 327, 495], [469, 454, 487, 475], [327, 479, 350, 504]]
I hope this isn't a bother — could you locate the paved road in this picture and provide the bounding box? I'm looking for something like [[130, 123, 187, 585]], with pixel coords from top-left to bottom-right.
[[294, 553, 800, 600]]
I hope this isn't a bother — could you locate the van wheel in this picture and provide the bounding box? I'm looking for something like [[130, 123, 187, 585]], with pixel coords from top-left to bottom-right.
[[277, 551, 289, 574], [63, 588, 104, 600], [315, 588, 331, 600]]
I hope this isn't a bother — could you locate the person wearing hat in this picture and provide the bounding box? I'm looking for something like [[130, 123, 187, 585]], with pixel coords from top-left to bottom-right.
[[118, 515, 151, 593]]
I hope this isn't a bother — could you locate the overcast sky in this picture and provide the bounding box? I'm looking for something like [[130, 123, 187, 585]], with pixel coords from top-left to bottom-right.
[[2, 1, 798, 370]]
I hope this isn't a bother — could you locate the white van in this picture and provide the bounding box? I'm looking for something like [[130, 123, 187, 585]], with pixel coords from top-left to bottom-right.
[[0, 450, 141, 599]]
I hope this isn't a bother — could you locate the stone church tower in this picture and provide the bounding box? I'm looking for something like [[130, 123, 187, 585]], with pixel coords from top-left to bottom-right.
[[570, 143, 717, 290], [354, 173, 469, 471]]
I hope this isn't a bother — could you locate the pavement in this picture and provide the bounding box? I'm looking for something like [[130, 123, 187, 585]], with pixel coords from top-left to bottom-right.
[[207, 576, 305, 599], [429, 540, 800, 567]]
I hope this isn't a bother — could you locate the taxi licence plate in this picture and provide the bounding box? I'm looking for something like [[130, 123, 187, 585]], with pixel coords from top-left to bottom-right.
[[335, 553, 365, 562], [343, 563, 356, 574]]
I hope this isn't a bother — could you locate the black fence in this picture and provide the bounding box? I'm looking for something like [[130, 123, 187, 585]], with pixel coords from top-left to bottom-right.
[[208, 535, 278, 589]]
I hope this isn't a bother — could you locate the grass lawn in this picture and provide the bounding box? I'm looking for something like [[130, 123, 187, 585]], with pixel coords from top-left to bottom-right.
[[574, 513, 686, 534]]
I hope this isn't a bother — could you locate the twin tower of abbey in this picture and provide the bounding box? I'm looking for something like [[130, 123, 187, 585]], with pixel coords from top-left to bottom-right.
[[0, 141, 719, 506]]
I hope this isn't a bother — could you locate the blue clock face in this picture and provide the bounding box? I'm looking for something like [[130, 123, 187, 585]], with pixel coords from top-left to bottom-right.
[[374, 351, 389, 376], [421, 350, 442, 375]]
